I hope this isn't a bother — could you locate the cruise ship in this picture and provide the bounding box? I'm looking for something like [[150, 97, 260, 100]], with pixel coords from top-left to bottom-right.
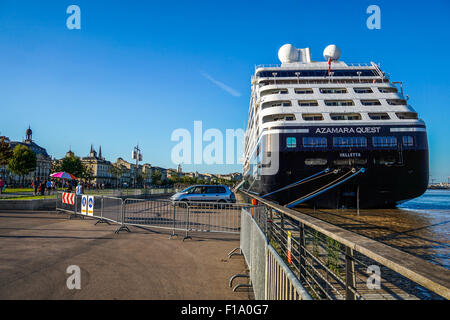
[[242, 44, 429, 208]]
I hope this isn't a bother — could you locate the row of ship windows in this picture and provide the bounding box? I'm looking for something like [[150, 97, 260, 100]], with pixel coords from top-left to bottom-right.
[[262, 112, 418, 123], [257, 70, 377, 78], [263, 99, 406, 108], [260, 87, 397, 97], [286, 136, 414, 148]]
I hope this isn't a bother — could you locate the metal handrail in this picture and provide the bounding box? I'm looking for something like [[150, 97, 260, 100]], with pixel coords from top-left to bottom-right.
[[240, 190, 450, 299]]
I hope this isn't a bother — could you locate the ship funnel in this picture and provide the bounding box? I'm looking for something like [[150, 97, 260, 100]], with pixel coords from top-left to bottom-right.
[[278, 44, 312, 64]]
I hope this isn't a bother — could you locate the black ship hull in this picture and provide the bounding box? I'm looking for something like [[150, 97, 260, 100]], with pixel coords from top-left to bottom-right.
[[243, 124, 429, 209]]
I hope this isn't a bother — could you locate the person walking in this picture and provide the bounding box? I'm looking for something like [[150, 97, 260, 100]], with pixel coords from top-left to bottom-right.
[[40, 180, 46, 196], [33, 177, 39, 196], [46, 180, 52, 195], [66, 181, 73, 192], [0, 178, 4, 194], [76, 182, 83, 196]]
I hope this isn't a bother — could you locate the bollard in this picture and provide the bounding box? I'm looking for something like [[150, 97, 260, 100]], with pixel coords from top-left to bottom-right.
[[251, 199, 258, 217]]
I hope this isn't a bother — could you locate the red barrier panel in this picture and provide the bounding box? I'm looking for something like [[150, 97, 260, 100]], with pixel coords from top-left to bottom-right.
[[62, 192, 75, 205]]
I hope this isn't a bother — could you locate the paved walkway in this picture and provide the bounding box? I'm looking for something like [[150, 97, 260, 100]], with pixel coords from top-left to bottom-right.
[[0, 210, 250, 300]]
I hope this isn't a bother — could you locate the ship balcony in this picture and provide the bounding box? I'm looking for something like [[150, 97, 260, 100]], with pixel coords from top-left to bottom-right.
[[260, 106, 288, 119], [259, 85, 291, 95], [259, 93, 292, 104], [262, 113, 297, 125]]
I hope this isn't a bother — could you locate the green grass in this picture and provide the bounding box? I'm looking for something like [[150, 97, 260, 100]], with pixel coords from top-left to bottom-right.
[[1, 195, 57, 200], [2, 188, 34, 193], [1, 187, 65, 194]]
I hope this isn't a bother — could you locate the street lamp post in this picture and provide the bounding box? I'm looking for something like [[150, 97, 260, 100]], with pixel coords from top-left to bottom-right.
[[131, 144, 143, 189]]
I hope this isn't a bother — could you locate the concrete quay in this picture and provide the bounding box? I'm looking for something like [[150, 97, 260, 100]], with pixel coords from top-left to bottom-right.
[[0, 210, 250, 300]]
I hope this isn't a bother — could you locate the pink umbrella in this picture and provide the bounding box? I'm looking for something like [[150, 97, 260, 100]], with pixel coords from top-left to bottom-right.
[[50, 172, 78, 180]]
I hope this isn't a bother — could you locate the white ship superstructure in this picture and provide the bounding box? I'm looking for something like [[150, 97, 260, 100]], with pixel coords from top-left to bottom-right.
[[243, 44, 428, 208]]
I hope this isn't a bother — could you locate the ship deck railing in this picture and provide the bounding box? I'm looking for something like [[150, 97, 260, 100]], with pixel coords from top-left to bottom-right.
[[251, 78, 390, 85], [255, 62, 375, 70]]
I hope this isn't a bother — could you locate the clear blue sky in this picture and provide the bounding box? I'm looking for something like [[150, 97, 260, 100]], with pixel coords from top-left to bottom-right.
[[0, 0, 449, 181]]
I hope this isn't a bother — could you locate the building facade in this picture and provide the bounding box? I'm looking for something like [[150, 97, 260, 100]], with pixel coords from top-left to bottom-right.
[[4, 127, 52, 185], [81, 145, 113, 186]]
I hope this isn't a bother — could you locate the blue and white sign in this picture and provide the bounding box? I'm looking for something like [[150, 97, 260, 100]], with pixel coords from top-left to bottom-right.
[[88, 196, 94, 216], [81, 195, 88, 215]]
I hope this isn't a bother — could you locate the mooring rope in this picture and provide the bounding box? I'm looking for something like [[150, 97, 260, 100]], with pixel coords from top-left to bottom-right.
[[286, 169, 355, 207], [262, 168, 337, 198]]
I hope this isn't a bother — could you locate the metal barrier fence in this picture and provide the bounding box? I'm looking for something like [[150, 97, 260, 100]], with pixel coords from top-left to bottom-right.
[[266, 245, 313, 300], [56, 191, 316, 300], [122, 198, 250, 239], [240, 190, 450, 300], [56, 192, 124, 226], [122, 198, 186, 237], [56, 192, 78, 214], [186, 201, 242, 234], [75, 188, 175, 197], [232, 207, 312, 300], [56, 192, 253, 239]]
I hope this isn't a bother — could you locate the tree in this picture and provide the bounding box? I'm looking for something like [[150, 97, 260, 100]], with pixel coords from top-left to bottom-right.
[[0, 136, 13, 179], [59, 155, 85, 178], [109, 165, 124, 188], [140, 170, 150, 187], [50, 160, 62, 174], [151, 169, 162, 185], [169, 175, 180, 185], [7, 144, 37, 186], [82, 166, 94, 184], [136, 172, 144, 187]]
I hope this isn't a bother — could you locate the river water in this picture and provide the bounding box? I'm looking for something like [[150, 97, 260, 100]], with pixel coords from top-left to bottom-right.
[[298, 189, 450, 269]]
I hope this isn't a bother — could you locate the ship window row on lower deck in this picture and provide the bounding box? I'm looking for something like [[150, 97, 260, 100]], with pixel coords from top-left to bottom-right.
[[260, 87, 399, 96], [304, 99, 404, 106], [286, 136, 415, 148], [260, 99, 406, 108], [258, 79, 389, 87]]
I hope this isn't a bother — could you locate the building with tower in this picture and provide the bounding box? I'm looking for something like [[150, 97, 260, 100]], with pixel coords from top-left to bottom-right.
[[81, 145, 113, 186], [6, 126, 52, 185]]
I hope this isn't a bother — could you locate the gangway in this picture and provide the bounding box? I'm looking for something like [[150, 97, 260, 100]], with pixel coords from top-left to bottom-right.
[[261, 168, 335, 199], [286, 168, 365, 208], [232, 180, 245, 193]]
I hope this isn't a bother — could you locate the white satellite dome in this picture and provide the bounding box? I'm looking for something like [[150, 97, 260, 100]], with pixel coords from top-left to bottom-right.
[[278, 44, 299, 63], [323, 44, 341, 61]]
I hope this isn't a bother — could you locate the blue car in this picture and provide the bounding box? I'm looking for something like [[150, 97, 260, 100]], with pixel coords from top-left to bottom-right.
[[171, 185, 236, 204]]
